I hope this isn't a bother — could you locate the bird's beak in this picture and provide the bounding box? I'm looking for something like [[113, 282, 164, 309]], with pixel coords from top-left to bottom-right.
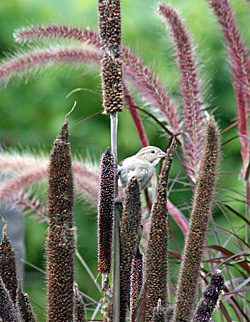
[[158, 151, 168, 158]]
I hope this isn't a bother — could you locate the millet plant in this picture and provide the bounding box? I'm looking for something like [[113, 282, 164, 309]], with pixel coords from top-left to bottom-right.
[[0, 0, 249, 321]]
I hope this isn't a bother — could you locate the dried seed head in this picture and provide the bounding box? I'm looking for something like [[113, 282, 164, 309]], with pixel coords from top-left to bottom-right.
[[46, 120, 75, 322], [192, 271, 224, 322], [0, 220, 17, 305], [98, 147, 116, 274], [130, 250, 143, 322], [17, 279, 37, 322], [145, 141, 176, 322], [101, 54, 123, 114], [120, 177, 142, 322], [47, 119, 73, 227], [0, 277, 18, 322], [98, 0, 122, 58], [173, 115, 220, 322]]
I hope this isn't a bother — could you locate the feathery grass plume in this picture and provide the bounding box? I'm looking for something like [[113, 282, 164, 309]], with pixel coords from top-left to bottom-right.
[[192, 270, 224, 322], [172, 115, 220, 322], [0, 46, 102, 84], [0, 277, 18, 322], [145, 140, 176, 322], [98, 0, 121, 58], [152, 299, 167, 322], [208, 0, 250, 173], [0, 220, 18, 305], [14, 24, 100, 45], [73, 282, 87, 322], [130, 248, 143, 322], [17, 279, 37, 322], [1, 27, 177, 130], [98, 147, 116, 275], [123, 83, 149, 148], [46, 116, 75, 322], [158, 4, 205, 183], [0, 168, 47, 203], [101, 53, 123, 114], [120, 177, 142, 322]]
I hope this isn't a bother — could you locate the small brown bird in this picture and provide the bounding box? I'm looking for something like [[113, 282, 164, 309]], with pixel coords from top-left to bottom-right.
[[117, 146, 168, 190]]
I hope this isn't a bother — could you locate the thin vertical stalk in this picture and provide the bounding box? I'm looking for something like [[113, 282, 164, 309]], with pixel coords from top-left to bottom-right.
[[110, 113, 118, 163], [111, 111, 120, 322]]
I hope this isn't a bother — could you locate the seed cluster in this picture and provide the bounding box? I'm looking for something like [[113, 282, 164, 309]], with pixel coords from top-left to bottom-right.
[[101, 54, 123, 114], [46, 120, 75, 322], [98, 0, 123, 114], [120, 177, 142, 322], [145, 142, 176, 322], [98, 147, 116, 274]]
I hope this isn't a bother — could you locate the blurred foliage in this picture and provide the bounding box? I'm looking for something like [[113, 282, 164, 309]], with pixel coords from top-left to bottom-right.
[[1, 0, 249, 320]]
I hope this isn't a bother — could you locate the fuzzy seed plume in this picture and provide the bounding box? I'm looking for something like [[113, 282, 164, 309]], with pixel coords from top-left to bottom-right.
[[172, 115, 220, 322], [101, 53, 123, 114], [98, 0, 122, 58], [192, 271, 224, 322], [145, 141, 176, 322], [0, 277, 18, 322], [17, 279, 37, 322], [46, 119, 75, 322], [98, 147, 116, 275], [130, 250, 143, 322], [120, 177, 142, 322], [0, 222, 18, 305]]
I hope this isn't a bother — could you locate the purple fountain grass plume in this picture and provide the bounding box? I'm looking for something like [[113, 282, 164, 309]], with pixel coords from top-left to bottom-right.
[[208, 0, 250, 173], [0, 46, 102, 83], [0, 168, 47, 204], [0, 151, 99, 203], [73, 163, 99, 201], [122, 47, 180, 134], [2, 24, 179, 133], [158, 3, 205, 183], [15, 190, 47, 223], [14, 24, 101, 46], [123, 83, 149, 148]]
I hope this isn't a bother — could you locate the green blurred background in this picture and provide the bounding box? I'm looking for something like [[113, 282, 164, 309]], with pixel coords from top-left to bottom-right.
[[0, 0, 249, 320]]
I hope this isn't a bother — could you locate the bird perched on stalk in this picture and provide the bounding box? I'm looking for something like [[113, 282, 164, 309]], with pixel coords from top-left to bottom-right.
[[117, 146, 168, 190]]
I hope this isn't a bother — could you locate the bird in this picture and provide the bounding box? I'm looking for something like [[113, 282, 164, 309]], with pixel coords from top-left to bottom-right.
[[117, 146, 168, 190]]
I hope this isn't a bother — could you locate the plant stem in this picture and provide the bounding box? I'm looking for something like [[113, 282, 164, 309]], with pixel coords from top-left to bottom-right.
[[110, 112, 120, 322]]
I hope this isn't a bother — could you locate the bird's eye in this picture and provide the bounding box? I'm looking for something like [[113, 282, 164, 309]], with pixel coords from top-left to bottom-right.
[[151, 150, 155, 154]]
